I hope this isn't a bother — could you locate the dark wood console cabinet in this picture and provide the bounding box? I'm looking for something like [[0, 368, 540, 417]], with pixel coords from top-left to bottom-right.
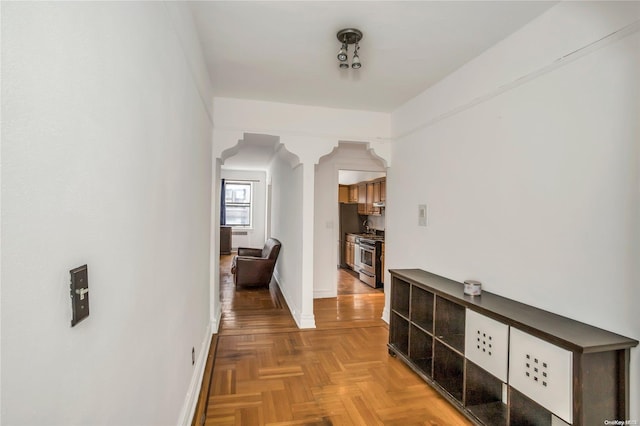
[[220, 226, 232, 255], [388, 269, 638, 426]]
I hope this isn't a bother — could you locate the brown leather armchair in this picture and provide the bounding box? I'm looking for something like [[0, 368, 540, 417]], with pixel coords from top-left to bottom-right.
[[231, 238, 281, 288]]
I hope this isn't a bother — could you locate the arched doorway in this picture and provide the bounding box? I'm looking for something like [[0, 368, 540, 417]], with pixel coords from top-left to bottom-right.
[[313, 142, 388, 318]]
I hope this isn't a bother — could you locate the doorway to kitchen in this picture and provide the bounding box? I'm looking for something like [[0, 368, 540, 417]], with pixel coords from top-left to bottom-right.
[[313, 142, 387, 301], [337, 169, 386, 295]]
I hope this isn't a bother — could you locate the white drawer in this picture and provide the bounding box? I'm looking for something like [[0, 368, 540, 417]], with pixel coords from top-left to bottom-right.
[[464, 309, 509, 382], [509, 328, 573, 424]]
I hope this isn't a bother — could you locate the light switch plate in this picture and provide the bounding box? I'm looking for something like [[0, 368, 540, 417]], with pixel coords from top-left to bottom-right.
[[418, 204, 427, 226], [70, 265, 89, 327]]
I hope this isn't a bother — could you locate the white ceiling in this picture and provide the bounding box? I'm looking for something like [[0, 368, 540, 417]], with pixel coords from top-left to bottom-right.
[[339, 170, 386, 186], [189, 1, 556, 112]]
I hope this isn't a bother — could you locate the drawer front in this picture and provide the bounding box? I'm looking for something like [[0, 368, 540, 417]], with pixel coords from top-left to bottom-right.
[[509, 328, 573, 424], [464, 309, 509, 382]]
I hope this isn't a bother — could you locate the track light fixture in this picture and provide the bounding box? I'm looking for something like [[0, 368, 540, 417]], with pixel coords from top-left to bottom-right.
[[336, 28, 363, 70]]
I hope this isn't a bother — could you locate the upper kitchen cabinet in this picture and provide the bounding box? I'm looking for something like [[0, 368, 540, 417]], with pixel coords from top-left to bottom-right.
[[366, 182, 375, 215], [371, 180, 383, 215], [373, 181, 381, 204], [357, 183, 367, 214], [370, 178, 386, 215], [338, 185, 349, 203], [354, 177, 386, 216], [348, 185, 358, 203]]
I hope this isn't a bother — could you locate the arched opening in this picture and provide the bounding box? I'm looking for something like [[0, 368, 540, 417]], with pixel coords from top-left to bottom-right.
[[213, 133, 306, 330], [313, 142, 387, 321], [211, 135, 390, 332]]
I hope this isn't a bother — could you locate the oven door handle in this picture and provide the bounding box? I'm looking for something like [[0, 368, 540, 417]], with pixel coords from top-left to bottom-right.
[[359, 269, 375, 277]]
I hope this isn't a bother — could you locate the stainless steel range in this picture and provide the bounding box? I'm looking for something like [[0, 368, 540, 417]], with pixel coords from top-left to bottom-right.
[[355, 235, 384, 288]]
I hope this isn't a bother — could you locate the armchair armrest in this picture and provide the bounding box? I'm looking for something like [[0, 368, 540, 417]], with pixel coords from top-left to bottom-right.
[[234, 256, 276, 287], [237, 247, 263, 257], [234, 256, 271, 265]]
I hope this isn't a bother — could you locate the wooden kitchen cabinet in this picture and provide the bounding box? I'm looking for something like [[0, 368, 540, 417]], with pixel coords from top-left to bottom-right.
[[366, 183, 374, 215], [373, 181, 381, 203], [348, 185, 358, 203], [357, 183, 367, 214], [345, 234, 357, 269], [388, 269, 638, 426], [338, 185, 349, 203], [345, 241, 354, 269], [371, 180, 382, 215], [351, 177, 386, 215]]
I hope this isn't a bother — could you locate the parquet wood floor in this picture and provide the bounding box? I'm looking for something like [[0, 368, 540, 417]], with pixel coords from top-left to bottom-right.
[[201, 255, 471, 426]]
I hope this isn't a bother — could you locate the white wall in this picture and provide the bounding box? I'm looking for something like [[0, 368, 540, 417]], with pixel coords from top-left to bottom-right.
[[388, 1, 640, 417], [1, 2, 213, 425], [211, 98, 392, 171], [210, 159, 223, 334], [213, 98, 391, 145], [267, 151, 304, 325], [220, 169, 266, 250], [314, 144, 386, 298]]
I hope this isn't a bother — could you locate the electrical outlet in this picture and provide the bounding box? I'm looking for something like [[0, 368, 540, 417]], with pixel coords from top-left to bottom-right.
[[192, 347, 195, 365]]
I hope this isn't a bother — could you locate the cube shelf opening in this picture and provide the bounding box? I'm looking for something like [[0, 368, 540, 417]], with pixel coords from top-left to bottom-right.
[[433, 340, 464, 402], [509, 387, 553, 426], [409, 324, 433, 376], [435, 296, 465, 353], [390, 312, 409, 356], [392, 277, 410, 318], [411, 286, 434, 332], [465, 360, 507, 426]]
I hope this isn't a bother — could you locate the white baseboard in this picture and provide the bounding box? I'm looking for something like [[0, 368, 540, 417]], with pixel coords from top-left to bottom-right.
[[381, 306, 390, 324], [313, 289, 336, 299], [176, 323, 212, 426], [210, 308, 222, 334], [272, 271, 316, 329], [298, 312, 316, 329]]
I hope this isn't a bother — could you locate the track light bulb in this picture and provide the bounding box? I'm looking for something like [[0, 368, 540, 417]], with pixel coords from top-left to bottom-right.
[[337, 43, 348, 61], [339, 62, 349, 69], [351, 54, 361, 69]]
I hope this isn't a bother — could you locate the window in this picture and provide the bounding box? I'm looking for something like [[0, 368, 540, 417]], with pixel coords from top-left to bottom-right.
[[224, 181, 252, 227]]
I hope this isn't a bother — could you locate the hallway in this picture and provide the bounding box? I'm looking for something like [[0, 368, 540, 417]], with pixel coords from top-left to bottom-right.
[[197, 255, 470, 425]]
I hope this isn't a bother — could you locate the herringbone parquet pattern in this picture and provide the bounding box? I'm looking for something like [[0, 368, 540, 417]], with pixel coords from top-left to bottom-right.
[[203, 255, 471, 426]]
